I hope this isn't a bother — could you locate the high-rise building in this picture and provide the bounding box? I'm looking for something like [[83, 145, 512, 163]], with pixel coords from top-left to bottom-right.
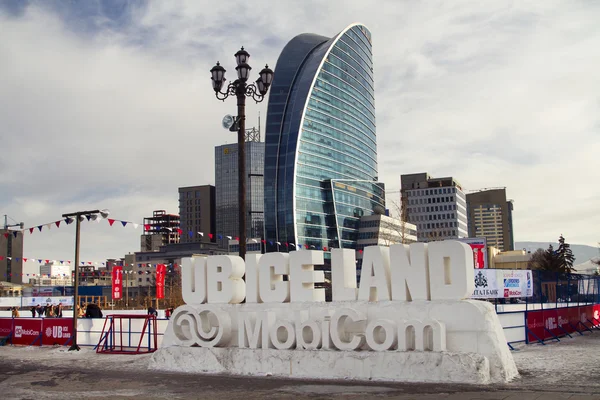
[[215, 139, 264, 249], [466, 188, 514, 251], [178, 185, 215, 244], [264, 23, 384, 252], [0, 229, 23, 283], [401, 172, 468, 242], [140, 210, 180, 252]]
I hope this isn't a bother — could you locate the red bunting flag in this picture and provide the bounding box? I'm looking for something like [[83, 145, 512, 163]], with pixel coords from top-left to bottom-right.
[[0, 256, 3, 261], [108, 219, 115, 226], [23, 258, 27, 262], [209, 233, 213, 239], [323, 247, 327, 251], [3, 233, 8, 239], [55, 221, 61, 228], [29, 228, 34, 234], [177, 228, 182, 235], [45, 259, 49, 263]]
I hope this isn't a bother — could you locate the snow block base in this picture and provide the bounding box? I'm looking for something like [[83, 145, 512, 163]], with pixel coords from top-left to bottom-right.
[[151, 346, 492, 384]]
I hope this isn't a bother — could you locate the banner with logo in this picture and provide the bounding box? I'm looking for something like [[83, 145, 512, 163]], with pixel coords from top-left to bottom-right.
[[155, 264, 166, 299], [11, 319, 43, 346], [526, 304, 600, 343], [456, 237, 487, 269], [472, 269, 533, 299], [112, 266, 123, 300], [22, 296, 74, 307], [0, 318, 12, 337], [41, 318, 72, 346]]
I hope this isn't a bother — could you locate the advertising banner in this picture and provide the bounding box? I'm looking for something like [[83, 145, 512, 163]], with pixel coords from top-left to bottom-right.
[[41, 318, 72, 346], [22, 296, 74, 307], [0, 318, 12, 338], [472, 269, 533, 299], [112, 266, 123, 300], [156, 264, 166, 299], [10, 318, 43, 346], [456, 237, 487, 269]]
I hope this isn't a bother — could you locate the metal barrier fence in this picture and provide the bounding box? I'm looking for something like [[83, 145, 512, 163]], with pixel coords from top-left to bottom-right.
[[492, 271, 600, 347]]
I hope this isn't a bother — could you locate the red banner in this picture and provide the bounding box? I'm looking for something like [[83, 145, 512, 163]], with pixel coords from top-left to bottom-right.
[[156, 264, 166, 299], [41, 318, 72, 346], [11, 318, 43, 346], [112, 266, 123, 300], [527, 305, 600, 343], [0, 318, 12, 338]]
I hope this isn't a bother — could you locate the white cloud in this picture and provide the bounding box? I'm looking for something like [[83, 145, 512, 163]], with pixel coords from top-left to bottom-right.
[[0, 0, 598, 271]]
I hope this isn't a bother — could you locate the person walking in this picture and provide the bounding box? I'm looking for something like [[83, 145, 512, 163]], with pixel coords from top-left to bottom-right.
[[11, 307, 19, 318], [30, 306, 36, 318], [57, 303, 63, 318]]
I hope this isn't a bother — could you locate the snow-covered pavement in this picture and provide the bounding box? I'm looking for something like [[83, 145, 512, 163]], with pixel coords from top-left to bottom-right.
[[1, 332, 600, 398]]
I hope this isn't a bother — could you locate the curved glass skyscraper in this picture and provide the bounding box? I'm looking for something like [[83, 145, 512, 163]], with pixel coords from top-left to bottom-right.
[[264, 23, 384, 252]]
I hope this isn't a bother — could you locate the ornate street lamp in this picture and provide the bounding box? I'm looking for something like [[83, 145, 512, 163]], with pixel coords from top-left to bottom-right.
[[210, 47, 274, 260]]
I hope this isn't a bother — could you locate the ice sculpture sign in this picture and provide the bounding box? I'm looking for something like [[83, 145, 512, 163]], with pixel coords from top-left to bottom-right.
[[157, 241, 518, 384]]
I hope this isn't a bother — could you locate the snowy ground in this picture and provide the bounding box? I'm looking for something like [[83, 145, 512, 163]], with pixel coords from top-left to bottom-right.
[[1, 332, 600, 399]]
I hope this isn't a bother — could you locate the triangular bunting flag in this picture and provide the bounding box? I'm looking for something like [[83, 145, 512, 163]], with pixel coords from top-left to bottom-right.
[[108, 219, 115, 226], [261, 240, 266, 244], [45, 259, 49, 264], [0, 256, 5, 260], [13, 231, 18, 238], [55, 220, 61, 228], [3, 233, 8, 239], [208, 233, 213, 239], [29, 227, 34, 234], [217, 234, 222, 239], [23, 258, 28, 262], [177, 228, 182, 235], [37, 225, 43, 232], [86, 215, 92, 221], [46, 223, 52, 230], [235, 237, 239, 241], [120, 221, 127, 227], [188, 231, 193, 238], [132, 223, 139, 229], [227, 236, 232, 240], [198, 232, 204, 236], [38, 259, 42, 263], [15, 258, 20, 262], [144, 224, 150, 231], [7, 257, 11, 260]]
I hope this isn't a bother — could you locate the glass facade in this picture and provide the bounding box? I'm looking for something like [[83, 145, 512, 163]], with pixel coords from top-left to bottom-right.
[[264, 24, 383, 252], [215, 141, 265, 248]]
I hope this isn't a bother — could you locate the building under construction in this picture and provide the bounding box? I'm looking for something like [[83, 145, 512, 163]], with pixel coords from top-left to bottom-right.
[[140, 210, 181, 252]]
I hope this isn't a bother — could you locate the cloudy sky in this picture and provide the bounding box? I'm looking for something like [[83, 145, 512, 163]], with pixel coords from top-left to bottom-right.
[[0, 0, 598, 273]]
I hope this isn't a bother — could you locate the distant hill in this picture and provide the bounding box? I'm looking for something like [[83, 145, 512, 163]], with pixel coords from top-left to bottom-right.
[[515, 241, 599, 263]]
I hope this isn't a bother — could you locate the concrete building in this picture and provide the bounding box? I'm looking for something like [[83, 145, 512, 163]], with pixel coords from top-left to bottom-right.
[[140, 210, 180, 252], [264, 23, 384, 253], [401, 172, 468, 242], [215, 140, 265, 249], [0, 229, 23, 283], [40, 261, 72, 278], [466, 188, 514, 251], [357, 214, 418, 250], [488, 248, 531, 270], [178, 185, 216, 244]]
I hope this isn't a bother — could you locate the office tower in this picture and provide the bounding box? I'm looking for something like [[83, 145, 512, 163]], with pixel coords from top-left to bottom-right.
[[178, 185, 215, 244], [264, 24, 384, 252], [467, 188, 514, 251], [215, 139, 265, 248], [401, 172, 468, 242]]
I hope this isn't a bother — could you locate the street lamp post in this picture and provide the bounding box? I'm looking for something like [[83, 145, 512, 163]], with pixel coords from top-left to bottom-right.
[[210, 48, 274, 260], [62, 209, 109, 351]]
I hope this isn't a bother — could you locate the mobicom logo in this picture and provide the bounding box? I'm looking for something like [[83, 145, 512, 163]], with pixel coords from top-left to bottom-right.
[[162, 241, 519, 384], [171, 242, 475, 351], [14, 326, 40, 338]]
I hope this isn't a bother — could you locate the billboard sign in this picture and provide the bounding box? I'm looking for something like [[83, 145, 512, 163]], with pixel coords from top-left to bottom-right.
[[456, 237, 487, 269], [472, 269, 533, 299]]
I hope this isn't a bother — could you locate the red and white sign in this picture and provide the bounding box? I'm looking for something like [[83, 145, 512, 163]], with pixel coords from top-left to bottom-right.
[[456, 237, 487, 269], [526, 305, 600, 343], [10, 319, 43, 346], [41, 318, 72, 346], [112, 266, 123, 300], [156, 264, 166, 299]]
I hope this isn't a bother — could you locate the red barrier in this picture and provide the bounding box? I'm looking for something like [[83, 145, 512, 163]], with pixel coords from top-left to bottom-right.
[[0, 318, 12, 338], [527, 304, 600, 343], [11, 319, 43, 346], [0, 318, 73, 346], [41, 318, 73, 346]]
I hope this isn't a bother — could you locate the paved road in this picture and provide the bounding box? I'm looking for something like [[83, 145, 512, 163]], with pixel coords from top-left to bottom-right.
[[2, 333, 600, 399]]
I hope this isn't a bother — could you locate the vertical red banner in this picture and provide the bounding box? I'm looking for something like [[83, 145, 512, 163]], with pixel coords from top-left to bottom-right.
[[156, 264, 166, 299], [112, 266, 123, 300]]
